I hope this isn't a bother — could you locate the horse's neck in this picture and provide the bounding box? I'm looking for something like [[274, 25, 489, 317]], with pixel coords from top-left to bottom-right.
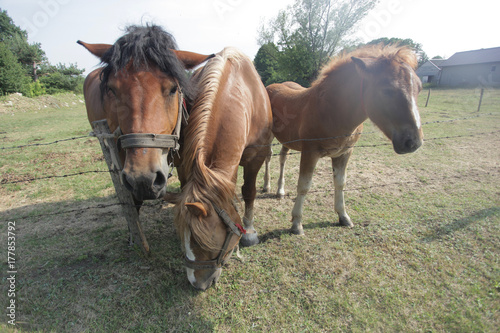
[[313, 68, 368, 132]]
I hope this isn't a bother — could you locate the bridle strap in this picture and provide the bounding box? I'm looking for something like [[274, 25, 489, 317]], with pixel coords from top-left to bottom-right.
[[118, 133, 179, 149], [212, 204, 245, 237], [183, 203, 246, 270], [172, 86, 184, 139], [184, 229, 233, 270]]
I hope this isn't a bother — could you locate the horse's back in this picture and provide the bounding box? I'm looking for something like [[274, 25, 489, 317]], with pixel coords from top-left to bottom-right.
[[282, 81, 305, 91], [266, 82, 308, 108], [186, 48, 272, 168]]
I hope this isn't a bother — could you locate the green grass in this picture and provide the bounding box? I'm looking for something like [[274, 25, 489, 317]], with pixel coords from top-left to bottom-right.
[[0, 89, 499, 332]]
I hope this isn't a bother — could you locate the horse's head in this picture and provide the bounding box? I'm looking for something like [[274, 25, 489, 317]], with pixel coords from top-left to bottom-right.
[[176, 199, 244, 291], [352, 47, 424, 154], [78, 25, 213, 200]]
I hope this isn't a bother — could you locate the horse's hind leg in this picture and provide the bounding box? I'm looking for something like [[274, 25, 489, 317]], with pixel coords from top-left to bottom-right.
[[240, 157, 265, 247], [277, 145, 290, 198], [262, 148, 272, 193], [331, 153, 354, 227], [291, 152, 320, 235]]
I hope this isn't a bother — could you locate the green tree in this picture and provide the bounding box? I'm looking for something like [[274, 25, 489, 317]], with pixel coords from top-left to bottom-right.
[[254, 43, 281, 85], [38, 63, 85, 94], [258, 0, 378, 86], [0, 9, 46, 78], [0, 9, 85, 96], [0, 42, 31, 95]]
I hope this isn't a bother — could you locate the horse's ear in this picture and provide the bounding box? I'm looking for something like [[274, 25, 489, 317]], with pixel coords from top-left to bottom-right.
[[352, 57, 377, 73], [77, 41, 112, 59], [172, 50, 215, 70], [185, 202, 208, 218]]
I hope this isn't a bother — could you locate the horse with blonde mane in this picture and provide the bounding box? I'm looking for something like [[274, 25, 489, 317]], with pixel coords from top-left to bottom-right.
[[173, 47, 273, 290], [266, 45, 424, 235]]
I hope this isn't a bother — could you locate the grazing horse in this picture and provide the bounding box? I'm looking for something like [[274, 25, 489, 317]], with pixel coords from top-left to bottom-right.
[[173, 47, 273, 290], [78, 25, 213, 203], [266, 45, 424, 235]]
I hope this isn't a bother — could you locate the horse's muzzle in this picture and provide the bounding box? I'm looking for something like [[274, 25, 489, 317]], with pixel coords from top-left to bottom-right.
[[120, 169, 167, 200], [392, 129, 423, 154], [189, 268, 221, 291]]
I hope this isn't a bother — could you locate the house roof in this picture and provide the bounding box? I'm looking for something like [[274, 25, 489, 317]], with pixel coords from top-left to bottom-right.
[[429, 59, 446, 68], [441, 47, 500, 67], [416, 60, 443, 76]]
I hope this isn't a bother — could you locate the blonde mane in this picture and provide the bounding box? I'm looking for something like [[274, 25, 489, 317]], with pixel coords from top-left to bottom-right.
[[312, 44, 418, 87], [174, 47, 246, 252]]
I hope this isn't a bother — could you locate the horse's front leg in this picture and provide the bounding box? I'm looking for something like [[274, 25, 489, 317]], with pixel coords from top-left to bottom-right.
[[290, 152, 320, 235], [240, 156, 266, 247], [332, 152, 354, 227]]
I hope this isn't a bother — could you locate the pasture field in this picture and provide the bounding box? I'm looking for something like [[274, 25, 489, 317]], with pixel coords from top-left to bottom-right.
[[0, 88, 499, 332]]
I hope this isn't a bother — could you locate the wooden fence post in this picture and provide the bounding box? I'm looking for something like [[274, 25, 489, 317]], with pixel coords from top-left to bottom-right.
[[425, 88, 431, 107], [91, 120, 150, 256], [477, 88, 484, 112]]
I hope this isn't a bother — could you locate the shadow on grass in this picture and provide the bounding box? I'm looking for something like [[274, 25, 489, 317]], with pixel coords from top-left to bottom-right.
[[258, 220, 344, 243], [420, 206, 500, 243], [0, 197, 214, 332]]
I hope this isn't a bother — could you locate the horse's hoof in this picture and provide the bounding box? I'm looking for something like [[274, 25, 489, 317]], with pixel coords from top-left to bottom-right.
[[262, 186, 270, 193], [339, 216, 354, 228], [276, 192, 285, 199], [240, 231, 259, 247], [291, 227, 305, 235]]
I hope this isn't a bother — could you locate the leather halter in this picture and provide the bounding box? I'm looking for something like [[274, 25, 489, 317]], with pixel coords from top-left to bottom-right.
[[184, 203, 246, 270], [116, 88, 186, 151]]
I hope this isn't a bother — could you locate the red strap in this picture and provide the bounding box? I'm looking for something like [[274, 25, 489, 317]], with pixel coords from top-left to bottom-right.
[[235, 223, 246, 234]]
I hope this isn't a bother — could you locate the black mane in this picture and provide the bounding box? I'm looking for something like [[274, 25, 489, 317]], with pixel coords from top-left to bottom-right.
[[100, 24, 194, 100]]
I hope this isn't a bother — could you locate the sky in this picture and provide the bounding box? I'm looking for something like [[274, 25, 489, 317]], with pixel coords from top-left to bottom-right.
[[1, 0, 499, 75]]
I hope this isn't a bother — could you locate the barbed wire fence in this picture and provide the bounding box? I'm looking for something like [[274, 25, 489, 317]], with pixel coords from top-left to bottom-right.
[[1, 111, 499, 221]]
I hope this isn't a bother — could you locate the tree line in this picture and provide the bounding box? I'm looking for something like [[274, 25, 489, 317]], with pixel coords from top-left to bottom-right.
[[254, 0, 429, 87], [1, 1, 432, 97], [0, 9, 84, 97]]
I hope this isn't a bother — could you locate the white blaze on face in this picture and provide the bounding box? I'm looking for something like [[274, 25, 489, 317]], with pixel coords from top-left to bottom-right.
[[409, 71, 422, 129], [184, 230, 197, 285], [411, 96, 421, 129]]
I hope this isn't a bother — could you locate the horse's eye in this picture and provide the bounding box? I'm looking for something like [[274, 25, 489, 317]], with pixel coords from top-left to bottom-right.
[[169, 86, 178, 95], [107, 87, 117, 96]]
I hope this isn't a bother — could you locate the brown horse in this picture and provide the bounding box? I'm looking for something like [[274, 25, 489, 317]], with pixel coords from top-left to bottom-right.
[[266, 45, 424, 235], [173, 47, 273, 290], [78, 25, 213, 202]]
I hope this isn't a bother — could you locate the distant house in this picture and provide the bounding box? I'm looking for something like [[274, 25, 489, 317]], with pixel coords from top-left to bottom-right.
[[416, 59, 446, 84], [438, 47, 500, 87]]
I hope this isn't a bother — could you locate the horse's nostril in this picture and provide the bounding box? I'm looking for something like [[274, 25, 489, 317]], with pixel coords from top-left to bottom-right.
[[405, 139, 415, 150], [153, 171, 166, 190]]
